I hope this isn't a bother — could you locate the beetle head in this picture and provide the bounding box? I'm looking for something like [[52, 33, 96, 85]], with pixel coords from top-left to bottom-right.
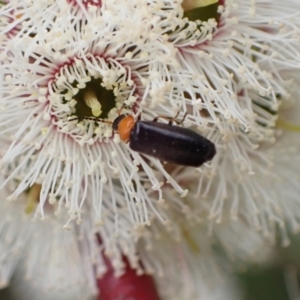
[[112, 114, 126, 131]]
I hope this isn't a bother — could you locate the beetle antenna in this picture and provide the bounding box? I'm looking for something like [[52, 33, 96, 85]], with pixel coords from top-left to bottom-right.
[[68, 116, 112, 124]]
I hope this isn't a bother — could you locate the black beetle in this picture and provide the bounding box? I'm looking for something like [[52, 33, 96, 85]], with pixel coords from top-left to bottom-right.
[[112, 113, 216, 167]]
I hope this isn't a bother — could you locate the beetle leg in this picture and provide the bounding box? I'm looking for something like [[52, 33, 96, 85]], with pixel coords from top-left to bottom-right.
[[168, 111, 180, 124], [117, 103, 133, 116], [153, 115, 174, 123], [173, 110, 180, 119], [170, 112, 188, 125], [153, 112, 188, 125], [176, 112, 188, 125]]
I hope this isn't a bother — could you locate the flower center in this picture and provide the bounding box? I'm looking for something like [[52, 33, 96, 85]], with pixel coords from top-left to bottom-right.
[[69, 78, 116, 119], [182, 0, 221, 23], [48, 56, 137, 145]]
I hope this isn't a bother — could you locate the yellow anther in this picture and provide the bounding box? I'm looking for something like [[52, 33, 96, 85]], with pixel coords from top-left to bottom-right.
[[41, 127, 48, 135], [15, 13, 23, 19]]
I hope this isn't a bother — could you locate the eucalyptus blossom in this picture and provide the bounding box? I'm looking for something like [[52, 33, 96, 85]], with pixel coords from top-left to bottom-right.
[[0, 0, 300, 299]]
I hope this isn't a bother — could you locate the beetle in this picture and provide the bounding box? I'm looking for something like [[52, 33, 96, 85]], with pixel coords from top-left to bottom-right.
[[112, 112, 216, 167]]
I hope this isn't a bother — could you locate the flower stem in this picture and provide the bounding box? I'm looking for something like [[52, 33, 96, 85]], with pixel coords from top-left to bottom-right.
[[97, 255, 161, 300]]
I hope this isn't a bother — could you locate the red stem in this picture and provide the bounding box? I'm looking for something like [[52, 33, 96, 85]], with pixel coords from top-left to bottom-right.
[[97, 255, 161, 300]]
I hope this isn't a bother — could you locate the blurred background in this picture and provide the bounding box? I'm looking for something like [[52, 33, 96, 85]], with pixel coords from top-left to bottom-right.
[[1, 233, 300, 300]]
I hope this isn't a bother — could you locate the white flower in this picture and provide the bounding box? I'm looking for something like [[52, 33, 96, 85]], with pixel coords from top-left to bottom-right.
[[0, 1, 182, 228], [164, 113, 300, 249], [1, 0, 300, 298], [0, 0, 299, 228], [0, 185, 96, 296], [139, 213, 250, 300], [192, 74, 300, 246]]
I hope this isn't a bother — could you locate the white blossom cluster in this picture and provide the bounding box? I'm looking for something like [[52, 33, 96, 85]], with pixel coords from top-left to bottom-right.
[[0, 0, 300, 299]]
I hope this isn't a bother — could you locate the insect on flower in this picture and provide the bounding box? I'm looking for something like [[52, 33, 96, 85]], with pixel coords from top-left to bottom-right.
[[70, 108, 216, 167], [112, 111, 216, 167]]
